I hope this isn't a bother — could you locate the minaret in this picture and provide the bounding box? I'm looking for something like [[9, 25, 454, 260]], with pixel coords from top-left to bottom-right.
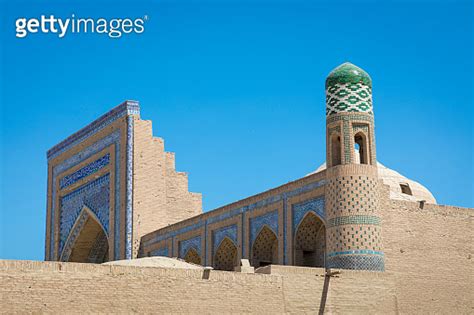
[[325, 62, 384, 271]]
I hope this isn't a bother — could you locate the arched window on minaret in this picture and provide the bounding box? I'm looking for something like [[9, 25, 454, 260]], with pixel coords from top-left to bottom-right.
[[354, 132, 368, 164], [330, 133, 341, 166]]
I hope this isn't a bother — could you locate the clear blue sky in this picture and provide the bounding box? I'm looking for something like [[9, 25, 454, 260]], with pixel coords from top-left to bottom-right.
[[0, 0, 472, 260]]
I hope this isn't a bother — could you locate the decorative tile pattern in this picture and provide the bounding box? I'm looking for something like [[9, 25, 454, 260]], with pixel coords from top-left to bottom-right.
[[214, 237, 238, 271], [292, 197, 325, 232], [213, 225, 238, 254], [343, 120, 351, 163], [179, 236, 202, 258], [144, 179, 326, 247], [59, 154, 110, 189], [326, 83, 372, 116], [59, 174, 110, 255], [125, 115, 134, 259], [250, 210, 278, 247], [50, 129, 121, 260], [327, 249, 383, 257], [326, 253, 384, 271], [47, 101, 139, 160], [326, 113, 374, 124], [353, 124, 369, 134], [184, 248, 201, 265], [251, 225, 278, 267], [327, 215, 380, 227], [294, 213, 325, 267], [150, 247, 169, 257], [326, 63, 372, 116], [60, 210, 90, 261]]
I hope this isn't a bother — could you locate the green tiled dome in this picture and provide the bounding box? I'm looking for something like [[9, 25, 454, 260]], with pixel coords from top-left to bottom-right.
[[326, 62, 372, 89]]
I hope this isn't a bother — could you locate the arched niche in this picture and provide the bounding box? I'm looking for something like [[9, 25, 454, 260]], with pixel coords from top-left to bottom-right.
[[214, 237, 238, 271], [251, 225, 278, 268], [294, 212, 325, 267]]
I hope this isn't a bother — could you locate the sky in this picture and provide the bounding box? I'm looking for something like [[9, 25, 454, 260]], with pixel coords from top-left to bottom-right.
[[0, 0, 472, 261]]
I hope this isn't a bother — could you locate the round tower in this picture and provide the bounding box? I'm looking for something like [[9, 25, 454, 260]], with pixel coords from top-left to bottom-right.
[[325, 62, 384, 271]]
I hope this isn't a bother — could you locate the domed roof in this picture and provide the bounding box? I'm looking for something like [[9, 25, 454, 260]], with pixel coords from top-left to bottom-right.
[[326, 62, 372, 89], [308, 162, 437, 204]]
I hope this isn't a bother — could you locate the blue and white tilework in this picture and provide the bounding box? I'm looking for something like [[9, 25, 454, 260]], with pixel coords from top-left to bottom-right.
[[326, 253, 385, 271], [150, 247, 169, 257], [125, 115, 134, 259], [50, 130, 121, 260], [47, 101, 139, 160], [249, 210, 278, 247], [179, 236, 202, 258], [213, 225, 238, 254], [59, 154, 110, 189], [143, 179, 326, 248], [60, 210, 90, 261], [49, 101, 139, 260], [143, 178, 327, 265], [292, 197, 325, 232], [59, 174, 110, 255]]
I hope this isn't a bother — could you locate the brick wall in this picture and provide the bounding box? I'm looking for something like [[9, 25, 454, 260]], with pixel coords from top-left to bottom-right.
[[381, 198, 474, 314], [132, 118, 202, 257], [1, 252, 472, 314]]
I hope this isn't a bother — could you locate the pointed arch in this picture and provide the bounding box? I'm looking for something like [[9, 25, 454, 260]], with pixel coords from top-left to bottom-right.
[[294, 211, 325, 267], [354, 131, 368, 164], [61, 206, 109, 263], [183, 248, 201, 265], [214, 237, 238, 271], [251, 225, 278, 268]]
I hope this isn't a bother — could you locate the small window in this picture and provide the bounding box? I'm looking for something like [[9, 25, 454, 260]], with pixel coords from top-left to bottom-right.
[[331, 134, 341, 166], [400, 183, 412, 195], [354, 132, 368, 164]]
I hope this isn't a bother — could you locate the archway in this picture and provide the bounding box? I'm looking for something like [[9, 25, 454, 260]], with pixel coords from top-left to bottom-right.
[[214, 237, 238, 271], [294, 212, 325, 267], [354, 132, 368, 164], [251, 225, 278, 268], [67, 214, 109, 263], [183, 248, 201, 265]]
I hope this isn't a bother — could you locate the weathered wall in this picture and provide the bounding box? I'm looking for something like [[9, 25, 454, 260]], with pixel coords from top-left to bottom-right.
[[0, 260, 284, 314], [381, 196, 474, 314], [1, 256, 472, 314], [132, 118, 202, 256], [0, 260, 395, 314]]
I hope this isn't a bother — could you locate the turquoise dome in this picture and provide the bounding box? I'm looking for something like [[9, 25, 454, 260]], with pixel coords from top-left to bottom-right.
[[326, 62, 372, 89]]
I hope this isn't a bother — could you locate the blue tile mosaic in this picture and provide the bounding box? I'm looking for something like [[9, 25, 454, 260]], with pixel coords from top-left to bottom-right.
[[60, 210, 90, 261], [327, 215, 380, 227], [179, 236, 201, 258], [213, 225, 238, 254], [59, 174, 110, 255], [125, 115, 134, 259], [150, 247, 169, 257], [144, 179, 326, 248], [50, 129, 122, 260], [292, 197, 325, 233], [59, 153, 110, 189], [326, 254, 385, 271], [249, 210, 278, 247], [327, 249, 383, 257], [47, 101, 139, 160]]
